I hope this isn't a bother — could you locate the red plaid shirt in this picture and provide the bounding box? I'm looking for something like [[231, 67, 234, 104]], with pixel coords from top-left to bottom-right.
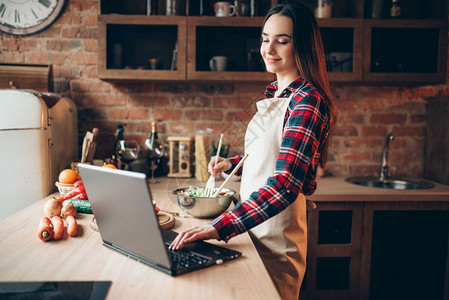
[[210, 76, 331, 241]]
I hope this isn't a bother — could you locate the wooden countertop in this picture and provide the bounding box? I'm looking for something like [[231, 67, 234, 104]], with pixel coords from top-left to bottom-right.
[[308, 176, 449, 202], [0, 177, 280, 300]]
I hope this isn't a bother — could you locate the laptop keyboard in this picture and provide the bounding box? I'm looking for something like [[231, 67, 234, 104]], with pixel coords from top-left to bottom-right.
[[166, 244, 209, 270]]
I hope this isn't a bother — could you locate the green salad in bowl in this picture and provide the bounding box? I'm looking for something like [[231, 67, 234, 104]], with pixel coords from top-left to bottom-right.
[[177, 186, 234, 198]]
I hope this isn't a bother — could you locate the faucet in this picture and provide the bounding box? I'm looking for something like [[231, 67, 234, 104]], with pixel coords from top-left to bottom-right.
[[380, 133, 395, 181]]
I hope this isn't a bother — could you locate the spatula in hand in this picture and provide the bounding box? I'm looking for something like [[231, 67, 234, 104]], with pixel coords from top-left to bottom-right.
[[212, 153, 248, 197], [205, 133, 223, 197]]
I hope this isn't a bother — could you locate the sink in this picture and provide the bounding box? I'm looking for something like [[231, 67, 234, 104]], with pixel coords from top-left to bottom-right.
[[345, 176, 435, 190]]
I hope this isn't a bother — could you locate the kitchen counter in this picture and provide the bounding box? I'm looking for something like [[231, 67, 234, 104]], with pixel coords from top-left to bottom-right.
[[0, 177, 280, 300], [2, 175, 448, 299], [299, 176, 449, 300], [309, 176, 449, 202]]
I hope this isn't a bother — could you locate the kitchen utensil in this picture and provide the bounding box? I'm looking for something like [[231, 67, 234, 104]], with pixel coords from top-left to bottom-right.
[[205, 133, 223, 197], [81, 135, 88, 163], [157, 211, 176, 229], [194, 133, 209, 182], [167, 136, 193, 177], [173, 187, 236, 218], [213, 153, 248, 197], [81, 131, 94, 163], [85, 128, 99, 163]]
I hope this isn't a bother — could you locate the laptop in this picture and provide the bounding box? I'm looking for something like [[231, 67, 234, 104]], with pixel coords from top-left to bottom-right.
[[77, 164, 241, 276]]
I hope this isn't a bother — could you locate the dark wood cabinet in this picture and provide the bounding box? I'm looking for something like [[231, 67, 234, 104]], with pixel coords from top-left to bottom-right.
[[302, 203, 363, 299], [363, 19, 447, 84], [302, 199, 449, 300], [97, 0, 447, 84], [368, 209, 449, 300], [186, 16, 274, 82], [98, 15, 187, 81]]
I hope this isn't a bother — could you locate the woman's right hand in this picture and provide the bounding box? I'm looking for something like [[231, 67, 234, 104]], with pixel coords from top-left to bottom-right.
[[208, 156, 232, 177]]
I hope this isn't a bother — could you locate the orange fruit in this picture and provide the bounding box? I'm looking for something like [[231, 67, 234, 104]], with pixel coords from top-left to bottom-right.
[[103, 164, 118, 169], [58, 169, 79, 184]]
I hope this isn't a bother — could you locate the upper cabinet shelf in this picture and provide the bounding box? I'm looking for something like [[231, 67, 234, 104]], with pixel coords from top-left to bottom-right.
[[97, 0, 448, 84], [186, 16, 274, 82], [363, 19, 447, 84], [98, 15, 187, 81]]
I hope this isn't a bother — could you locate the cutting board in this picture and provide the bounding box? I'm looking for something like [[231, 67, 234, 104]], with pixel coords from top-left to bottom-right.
[[89, 212, 175, 231]]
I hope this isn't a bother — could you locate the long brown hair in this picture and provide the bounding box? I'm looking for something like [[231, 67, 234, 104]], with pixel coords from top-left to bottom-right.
[[263, 2, 338, 167]]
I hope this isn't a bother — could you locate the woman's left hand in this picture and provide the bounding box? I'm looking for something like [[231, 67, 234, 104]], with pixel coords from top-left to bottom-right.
[[169, 225, 219, 250]]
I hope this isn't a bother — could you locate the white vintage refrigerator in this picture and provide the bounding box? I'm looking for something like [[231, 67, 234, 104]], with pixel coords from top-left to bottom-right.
[[0, 90, 78, 221]]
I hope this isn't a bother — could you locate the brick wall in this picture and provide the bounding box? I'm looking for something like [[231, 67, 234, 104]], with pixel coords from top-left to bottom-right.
[[1, 0, 448, 178]]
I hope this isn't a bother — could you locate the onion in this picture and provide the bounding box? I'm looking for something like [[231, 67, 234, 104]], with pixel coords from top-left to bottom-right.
[[44, 198, 62, 217], [61, 202, 77, 218]]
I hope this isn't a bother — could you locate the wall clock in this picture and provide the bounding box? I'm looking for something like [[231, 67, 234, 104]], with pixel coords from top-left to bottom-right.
[[0, 0, 66, 36]]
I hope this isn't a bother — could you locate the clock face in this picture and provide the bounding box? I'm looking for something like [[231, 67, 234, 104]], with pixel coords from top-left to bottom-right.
[[0, 0, 66, 35]]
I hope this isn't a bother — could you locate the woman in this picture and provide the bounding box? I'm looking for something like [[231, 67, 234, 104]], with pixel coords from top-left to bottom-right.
[[170, 2, 337, 299]]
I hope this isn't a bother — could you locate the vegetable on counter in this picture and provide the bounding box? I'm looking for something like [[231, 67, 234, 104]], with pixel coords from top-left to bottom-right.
[[63, 199, 92, 214], [66, 216, 78, 237], [37, 217, 54, 242], [44, 198, 62, 217], [51, 216, 64, 240], [178, 186, 233, 198], [56, 180, 88, 203], [53, 180, 88, 204], [61, 202, 77, 218]]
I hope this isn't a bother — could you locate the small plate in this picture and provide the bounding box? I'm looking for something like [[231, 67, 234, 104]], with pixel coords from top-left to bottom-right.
[[89, 213, 175, 232]]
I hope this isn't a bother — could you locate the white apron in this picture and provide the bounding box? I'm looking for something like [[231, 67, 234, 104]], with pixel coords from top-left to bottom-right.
[[240, 94, 307, 300]]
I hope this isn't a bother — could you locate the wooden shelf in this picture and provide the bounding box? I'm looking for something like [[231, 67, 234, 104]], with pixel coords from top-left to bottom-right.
[[97, 0, 448, 84], [362, 19, 448, 84], [186, 16, 274, 82], [98, 15, 187, 81], [318, 18, 364, 83]]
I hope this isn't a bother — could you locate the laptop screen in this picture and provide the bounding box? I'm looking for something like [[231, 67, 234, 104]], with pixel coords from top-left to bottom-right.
[[78, 164, 171, 269]]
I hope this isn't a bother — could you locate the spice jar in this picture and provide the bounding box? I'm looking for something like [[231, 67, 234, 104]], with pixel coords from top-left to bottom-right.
[[315, 0, 332, 18], [390, 0, 401, 18]]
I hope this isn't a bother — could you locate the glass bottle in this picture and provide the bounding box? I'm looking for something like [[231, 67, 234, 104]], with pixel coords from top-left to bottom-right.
[[250, 0, 257, 17], [390, 0, 401, 18], [113, 124, 124, 157], [145, 122, 165, 183], [146, 0, 158, 15], [315, 0, 332, 18], [371, 0, 384, 19]]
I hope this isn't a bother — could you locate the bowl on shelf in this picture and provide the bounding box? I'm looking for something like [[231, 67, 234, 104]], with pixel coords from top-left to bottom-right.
[[172, 187, 237, 219], [55, 182, 74, 197]]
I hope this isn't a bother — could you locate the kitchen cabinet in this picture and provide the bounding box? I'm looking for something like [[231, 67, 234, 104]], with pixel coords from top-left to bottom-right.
[[302, 197, 449, 300], [97, 15, 187, 81], [186, 16, 274, 82], [363, 19, 447, 84], [366, 206, 449, 300], [302, 203, 364, 299], [319, 18, 364, 83], [97, 0, 447, 84]]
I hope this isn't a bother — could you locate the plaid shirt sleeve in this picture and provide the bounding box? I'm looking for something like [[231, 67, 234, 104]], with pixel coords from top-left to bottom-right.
[[210, 79, 330, 241], [225, 155, 244, 176]]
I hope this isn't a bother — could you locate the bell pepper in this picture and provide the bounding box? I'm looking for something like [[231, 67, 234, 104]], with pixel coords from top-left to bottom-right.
[[57, 181, 88, 202], [70, 192, 88, 200]]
